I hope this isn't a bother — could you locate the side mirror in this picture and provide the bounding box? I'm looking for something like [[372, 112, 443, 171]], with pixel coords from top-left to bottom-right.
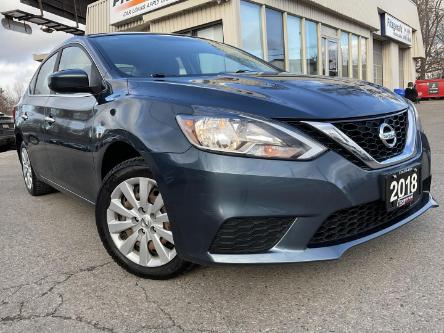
[[48, 69, 93, 94]]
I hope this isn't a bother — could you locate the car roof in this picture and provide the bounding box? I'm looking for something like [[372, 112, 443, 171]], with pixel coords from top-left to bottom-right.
[[66, 32, 195, 43]]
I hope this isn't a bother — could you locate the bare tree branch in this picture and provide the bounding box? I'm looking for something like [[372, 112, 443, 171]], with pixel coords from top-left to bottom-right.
[[414, 0, 444, 78]]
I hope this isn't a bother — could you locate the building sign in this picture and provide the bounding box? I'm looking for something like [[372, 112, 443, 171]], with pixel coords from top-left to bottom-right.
[[110, 0, 180, 25], [381, 13, 412, 46], [429, 82, 439, 95]]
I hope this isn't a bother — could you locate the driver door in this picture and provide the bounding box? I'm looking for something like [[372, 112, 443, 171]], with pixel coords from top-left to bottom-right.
[[44, 45, 100, 202]]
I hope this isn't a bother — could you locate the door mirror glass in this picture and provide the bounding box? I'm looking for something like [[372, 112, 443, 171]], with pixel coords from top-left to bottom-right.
[[48, 69, 92, 94]]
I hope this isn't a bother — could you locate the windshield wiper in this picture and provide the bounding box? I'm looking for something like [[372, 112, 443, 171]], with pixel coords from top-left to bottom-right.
[[234, 69, 258, 74], [150, 73, 167, 78]]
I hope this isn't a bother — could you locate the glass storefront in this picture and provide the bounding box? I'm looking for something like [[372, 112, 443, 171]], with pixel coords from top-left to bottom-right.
[[238, 1, 370, 81], [322, 38, 338, 76], [286, 15, 302, 74], [240, 1, 263, 58], [265, 8, 285, 69], [305, 20, 318, 75], [361, 38, 367, 80], [351, 34, 359, 78], [373, 40, 384, 86], [340, 32, 349, 78]]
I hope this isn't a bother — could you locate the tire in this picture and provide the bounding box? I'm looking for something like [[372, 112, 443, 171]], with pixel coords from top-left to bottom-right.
[[95, 157, 194, 279], [20, 142, 55, 196]]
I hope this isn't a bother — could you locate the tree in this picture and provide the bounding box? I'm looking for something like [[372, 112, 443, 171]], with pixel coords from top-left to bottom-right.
[[414, 0, 444, 79], [0, 87, 18, 115]]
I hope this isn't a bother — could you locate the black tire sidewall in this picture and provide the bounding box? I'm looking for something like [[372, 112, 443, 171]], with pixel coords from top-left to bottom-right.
[[95, 158, 190, 279]]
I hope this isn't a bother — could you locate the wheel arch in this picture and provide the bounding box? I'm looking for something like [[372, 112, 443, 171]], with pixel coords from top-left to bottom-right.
[[97, 131, 152, 181]]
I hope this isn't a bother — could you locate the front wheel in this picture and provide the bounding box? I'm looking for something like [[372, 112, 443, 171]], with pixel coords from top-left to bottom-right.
[[95, 157, 194, 279]]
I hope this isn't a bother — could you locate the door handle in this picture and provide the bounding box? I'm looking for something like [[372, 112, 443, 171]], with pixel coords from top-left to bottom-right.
[[45, 116, 55, 125], [21, 113, 28, 121]]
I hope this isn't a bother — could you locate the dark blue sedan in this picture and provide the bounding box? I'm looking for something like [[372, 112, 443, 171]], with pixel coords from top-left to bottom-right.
[[14, 33, 437, 279]]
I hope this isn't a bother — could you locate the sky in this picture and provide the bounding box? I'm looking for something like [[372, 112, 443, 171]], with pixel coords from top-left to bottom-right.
[[0, 0, 84, 95]]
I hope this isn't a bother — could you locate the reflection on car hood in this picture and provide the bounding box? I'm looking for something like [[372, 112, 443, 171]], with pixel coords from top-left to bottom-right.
[[127, 74, 409, 120]]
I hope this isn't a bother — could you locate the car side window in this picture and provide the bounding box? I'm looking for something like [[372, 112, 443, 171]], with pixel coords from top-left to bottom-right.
[[58, 46, 93, 80], [34, 53, 57, 95]]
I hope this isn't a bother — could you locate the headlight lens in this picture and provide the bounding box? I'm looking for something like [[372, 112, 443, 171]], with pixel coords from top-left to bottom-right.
[[176, 114, 326, 160]]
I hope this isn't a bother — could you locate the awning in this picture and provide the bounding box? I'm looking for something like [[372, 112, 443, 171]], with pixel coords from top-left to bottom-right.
[[1, 9, 85, 35], [19, 0, 96, 25]]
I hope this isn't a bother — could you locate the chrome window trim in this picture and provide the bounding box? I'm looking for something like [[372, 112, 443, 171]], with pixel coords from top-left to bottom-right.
[[303, 108, 417, 169]]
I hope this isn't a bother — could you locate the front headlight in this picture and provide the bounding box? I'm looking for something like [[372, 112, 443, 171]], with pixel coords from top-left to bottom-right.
[[176, 113, 326, 160]]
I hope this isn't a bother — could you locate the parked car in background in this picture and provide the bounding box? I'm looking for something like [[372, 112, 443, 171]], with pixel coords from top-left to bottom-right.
[[14, 33, 437, 279], [0, 112, 15, 152]]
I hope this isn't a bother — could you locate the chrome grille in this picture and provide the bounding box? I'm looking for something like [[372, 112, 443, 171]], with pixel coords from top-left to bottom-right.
[[279, 109, 413, 169], [334, 111, 408, 162]]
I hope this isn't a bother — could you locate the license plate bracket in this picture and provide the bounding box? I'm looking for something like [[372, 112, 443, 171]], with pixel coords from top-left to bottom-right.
[[384, 165, 421, 212]]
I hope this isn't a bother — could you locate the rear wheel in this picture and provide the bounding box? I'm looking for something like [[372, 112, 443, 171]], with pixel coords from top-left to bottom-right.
[[20, 143, 54, 196], [96, 157, 194, 279]]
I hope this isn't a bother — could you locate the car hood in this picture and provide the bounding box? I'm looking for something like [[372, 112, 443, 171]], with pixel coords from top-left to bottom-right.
[[127, 74, 408, 120]]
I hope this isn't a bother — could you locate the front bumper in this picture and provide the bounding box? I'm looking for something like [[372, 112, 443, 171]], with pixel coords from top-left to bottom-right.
[[209, 192, 437, 264], [147, 146, 437, 265]]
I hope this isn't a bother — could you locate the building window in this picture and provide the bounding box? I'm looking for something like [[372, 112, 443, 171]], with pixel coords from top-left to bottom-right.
[[351, 34, 359, 78], [265, 8, 285, 69], [361, 38, 367, 81], [373, 40, 383, 85], [196, 24, 223, 43], [179, 23, 223, 43], [340, 32, 349, 78], [240, 1, 263, 58], [286, 15, 302, 74], [305, 20, 318, 75]]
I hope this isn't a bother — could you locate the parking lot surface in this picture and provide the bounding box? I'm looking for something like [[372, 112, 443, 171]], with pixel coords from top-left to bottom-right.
[[0, 101, 443, 333]]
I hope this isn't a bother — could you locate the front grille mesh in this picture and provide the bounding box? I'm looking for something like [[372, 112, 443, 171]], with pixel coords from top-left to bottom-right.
[[308, 197, 421, 247], [209, 217, 294, 254], [279, 110, 409, 169], [334, 111, 408, 162]]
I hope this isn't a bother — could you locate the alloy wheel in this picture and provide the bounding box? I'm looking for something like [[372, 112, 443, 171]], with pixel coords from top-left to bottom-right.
[[21, 147, 33, 190], [106, 177, 176, 267]]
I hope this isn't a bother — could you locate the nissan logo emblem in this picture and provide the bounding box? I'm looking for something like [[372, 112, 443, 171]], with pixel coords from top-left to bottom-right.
[[379, 123, 397, 148]]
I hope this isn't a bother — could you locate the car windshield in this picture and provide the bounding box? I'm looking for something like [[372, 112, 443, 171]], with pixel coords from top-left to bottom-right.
[[90, 34, 279, 78]]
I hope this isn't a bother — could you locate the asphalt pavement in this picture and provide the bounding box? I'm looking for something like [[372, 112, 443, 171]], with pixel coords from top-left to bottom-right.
[[0, 101, 443, 333]]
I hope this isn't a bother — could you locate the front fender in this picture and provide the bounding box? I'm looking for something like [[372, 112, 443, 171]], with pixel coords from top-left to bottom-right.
[[93, 96, 192, 155]]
